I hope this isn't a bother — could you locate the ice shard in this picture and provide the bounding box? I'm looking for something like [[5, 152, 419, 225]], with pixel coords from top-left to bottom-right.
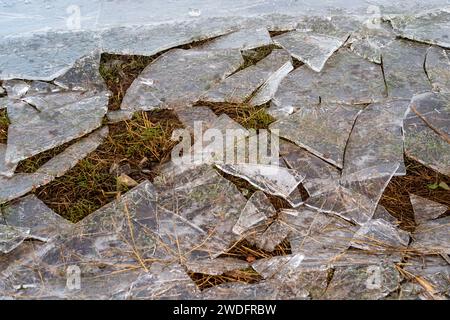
[[270, 104, 361, 168], [1, 195, 72, 242], [342, 100, 410, 177], [198, 28, 272, 51], [425, 46, 450, 93], [269, 49, 386, 117], [200, 49, 292, 104], [382, 40, 431, 99], [121, 49, 243, 112], [409, 194, 448, 224], [387, 9, 450, 49], [273, 30, 348, 72]]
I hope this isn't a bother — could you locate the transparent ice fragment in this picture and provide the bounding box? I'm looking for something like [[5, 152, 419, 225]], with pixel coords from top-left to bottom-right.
[[273, 30, 348, 72], [215, 163, 304, 207], [342, 100, 410, 177], [425, 46, 450, 93], [2, 80, 30, 99], [1, 195, 72, 242], [404, 108, 450, 176], [386, 9, 450, 49], [200, 49, 292, 104], [270, 104, 362, 168], [0, 224, 30, 254], [409, 194, 448, 224], [269, 49, 386, 117], [281, 142, 340, 197], [382, 40, 431, 99], [233, 191, 276, 235], [351, 219, 410, 251], [409, 92, 450, 142], [5, 91, 108, 164], [410, 216, 450, 255], [185, 257, 250, 276], [121, 49, 243, 112], [198, 28, 272, 51]]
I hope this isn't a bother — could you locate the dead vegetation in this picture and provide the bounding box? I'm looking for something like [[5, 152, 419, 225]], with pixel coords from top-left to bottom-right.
[[31, 110, 182, 222], [0, 109, 8, 144], [380, 157, 450, 231]]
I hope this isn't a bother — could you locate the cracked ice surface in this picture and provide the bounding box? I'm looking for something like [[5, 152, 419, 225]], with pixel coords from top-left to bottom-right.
[[342, 100, 410, 177], [269, 49, 386, 117], [5, 53, 109, 165], [425, 46, 450, 93], [386, 8, 450, 49], [0, 127, 109, 204], [200, 49, 292, 104], [270, 103, 362, 168], [382, 40, 431, 99], [121, 49, 243, 111], [273, 29, 348, 72], [404, 104, 450, 176], [0, 195, 72, 242], [409, 92, 450, 142]]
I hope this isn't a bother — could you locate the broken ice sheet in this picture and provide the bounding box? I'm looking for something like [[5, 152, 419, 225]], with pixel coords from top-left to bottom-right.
[[0, 181, 162, 298], [273, 29, 348, 72], [270, 104, 362, 168], [350, 219, 410, 252], [280, 208, 357, 259], [342, 100, 410, 178], [269, 49, 386, 117], [121, 48, 243, 112], [198, 28, 272, 51], [215, 163, 304, 207], [149, 164, 248, 261], [410, 216, 450, 255], [409, 194, 448, 224], [185, 257, 249, 276], [0, 31, 101, 81], [404, 109, 450, 176], [410, 92, 450, 142], [0, 224, 30, 254], [5, 91, 108, 164], [382, 40, 431, 99], [322, 262, 401, 300], [1, 195, 72, 242], [386, 9, 450, 49], [425, 46, 450, 93], [281, 142, 340, 197], [200, 49, 292, 104], [233, 191, 275, 235]]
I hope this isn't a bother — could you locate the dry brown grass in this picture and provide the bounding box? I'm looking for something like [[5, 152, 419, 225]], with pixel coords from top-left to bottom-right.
[[31, 110, 182, 222], [0, 109, 8, 144], [380, 157, 450, 231]]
